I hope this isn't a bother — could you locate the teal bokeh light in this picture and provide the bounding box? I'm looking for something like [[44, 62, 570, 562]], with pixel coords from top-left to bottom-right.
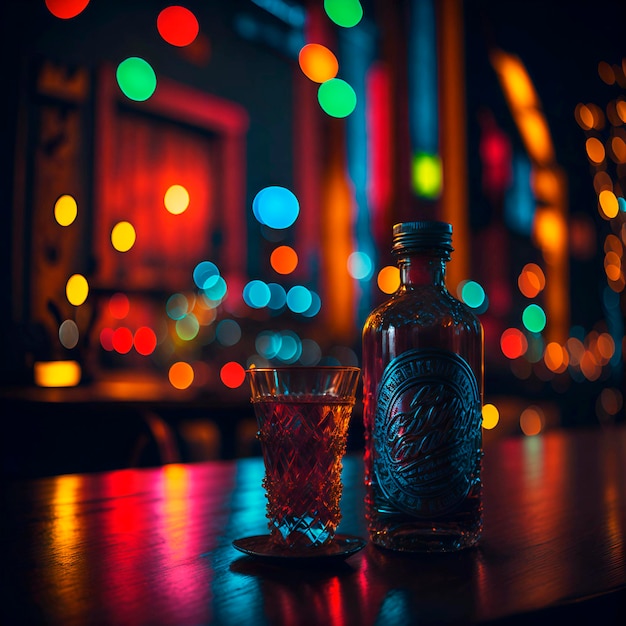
[[522, 304, 547, 333]]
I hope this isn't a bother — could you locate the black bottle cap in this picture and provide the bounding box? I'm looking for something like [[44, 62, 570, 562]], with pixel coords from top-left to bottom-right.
[[392, 221, 454, 255]]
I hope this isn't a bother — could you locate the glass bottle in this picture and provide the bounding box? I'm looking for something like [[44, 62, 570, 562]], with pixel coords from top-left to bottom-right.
[[362, 221, 484, 552]]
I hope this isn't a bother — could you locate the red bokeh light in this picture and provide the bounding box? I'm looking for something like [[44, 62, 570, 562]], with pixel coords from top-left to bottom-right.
[[100, 327, 114, 351], [134, 326, 157, 356], [220, 361, 245, 388], [157, 6, 199, 47], [45, 0, 90, 19], [500, 328, 528, 360], [112, 327, 133, 354]]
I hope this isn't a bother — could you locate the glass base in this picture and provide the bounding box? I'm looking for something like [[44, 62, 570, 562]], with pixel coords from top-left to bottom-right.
[[369, 525, 481, 553]]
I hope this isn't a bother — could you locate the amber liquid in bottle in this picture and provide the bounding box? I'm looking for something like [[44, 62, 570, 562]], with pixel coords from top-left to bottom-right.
[[362, 222, 484, 552]]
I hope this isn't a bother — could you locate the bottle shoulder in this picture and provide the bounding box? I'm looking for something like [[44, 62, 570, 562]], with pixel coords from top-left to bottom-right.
[[363, 287, 482, 333]]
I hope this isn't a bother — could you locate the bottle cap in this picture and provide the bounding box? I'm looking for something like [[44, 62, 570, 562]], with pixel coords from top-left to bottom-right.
[[392, 221, 454, 256]]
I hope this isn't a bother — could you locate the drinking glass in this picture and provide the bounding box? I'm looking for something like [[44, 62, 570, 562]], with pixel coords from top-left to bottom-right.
[[246, 366, 360, 549]]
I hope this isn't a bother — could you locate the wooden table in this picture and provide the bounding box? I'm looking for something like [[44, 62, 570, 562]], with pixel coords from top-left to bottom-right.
[[2, 425, 625, 625]]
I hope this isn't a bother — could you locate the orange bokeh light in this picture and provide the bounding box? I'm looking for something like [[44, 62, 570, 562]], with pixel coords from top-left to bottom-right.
[[270, 245, 298, 274], [377, 266, 400, 294], [298, 44, 339, 83], [169, 361, 194, 389]]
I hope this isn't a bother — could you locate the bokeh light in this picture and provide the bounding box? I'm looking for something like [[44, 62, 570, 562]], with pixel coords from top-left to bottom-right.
[[599, 189, 619, 219], [166, 293, 189, 320], [267, 283, 287, 310], [66, 273, 89, 306], [300, 338, 322, 365], [116, 57, 157, 102], [270, 245, 298, 274], [216, 319, 242, 346], [134, 326, 157, 356], [377, 265, 400, 294], [157, 6, 199, 47], [544, 341, 568, 373], [252, 186, 300, 229], [111, 221, 136, 252], [518, 263, 546, 298], [522, 304, 546, 333], [520, 406, 544, 436], [164, 184, 190, 214], [256, 330, 281, 359], [112, 327, 133, 354], [169, 361, 194, 389], [300, 290, 322, 317], [298, 44, 339, 83], [100, 327, 114, 351], [324, 0, 363, 27], [318, 79, 357, 118], [500, 327, 528, 359], [276, 330, 302, 363], [585, 136, 605, 163], [193, 261, 220, 289], [243, 280, 271, 308], [458, 280, 486, 309], [176, 314, 200, 341], [482, 403, 500, 429], [59, 320, 79, 349], [412, 152, 442, 198], [109, 292, 130, 319], [286, 285, 312, 313], [347, 251, 373, 280], [220, 361, 246, 388], [45, 0, 90, 19], [54, 194, 78, 226]]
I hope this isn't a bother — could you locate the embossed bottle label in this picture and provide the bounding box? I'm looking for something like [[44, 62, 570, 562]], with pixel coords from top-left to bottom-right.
[[374, 349, 481, 518]]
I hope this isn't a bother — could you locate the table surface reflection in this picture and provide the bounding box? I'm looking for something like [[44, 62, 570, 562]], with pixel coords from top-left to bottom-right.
[[2, 425, 625, 625]]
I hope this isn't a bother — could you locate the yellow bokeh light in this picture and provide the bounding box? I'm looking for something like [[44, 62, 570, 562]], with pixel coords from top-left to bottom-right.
[[482, 403, 500, 430], [34, 360, 82, 387], [599, 189, 619, 219], [111, 221, 136, 252], [377, 265, 400, 294], [169, 361, 194, 390], [533, 208, 566, 257], [54, 194, 78, 226], [66, 273, 89, 306], [164, 184, 190, 215], [298, 43, 339, 83]]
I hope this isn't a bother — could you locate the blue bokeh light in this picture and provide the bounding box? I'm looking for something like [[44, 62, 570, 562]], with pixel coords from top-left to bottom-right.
[[252, 186, 300, 229]]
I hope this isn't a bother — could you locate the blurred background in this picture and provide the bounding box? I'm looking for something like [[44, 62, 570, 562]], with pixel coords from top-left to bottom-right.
[[1, 0, 625, 476]]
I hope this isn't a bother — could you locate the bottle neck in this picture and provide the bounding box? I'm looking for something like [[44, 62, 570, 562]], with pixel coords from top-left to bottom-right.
[[396, 252, 448, 288]]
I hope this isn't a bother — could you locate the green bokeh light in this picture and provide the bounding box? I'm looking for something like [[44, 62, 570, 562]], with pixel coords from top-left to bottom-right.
[[522, 304, 547, 333], [412, 152, 441, 199], [116, 57, 157, 101], [318, 78, 357, 118], [324, 0, 363, 28]]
